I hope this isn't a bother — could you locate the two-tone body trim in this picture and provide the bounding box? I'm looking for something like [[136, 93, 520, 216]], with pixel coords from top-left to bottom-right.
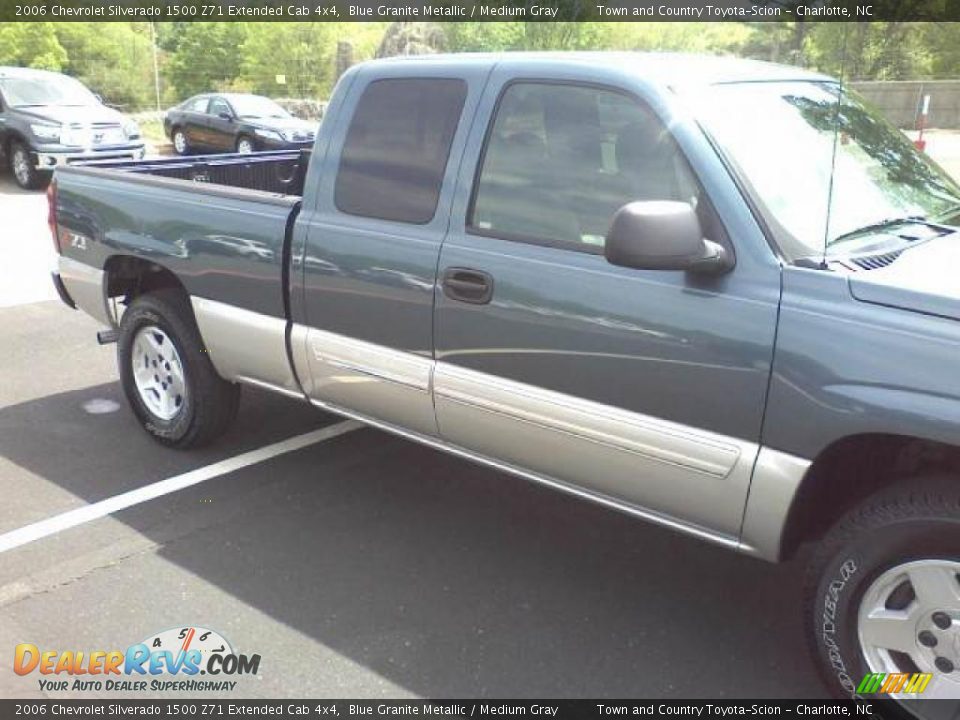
[[305, 391, 749, 554], [434, 363, 742, 478], [191, 297, 302, 397], [433, 362, 761, 539], [290, 323, 438, 437], [57, 256, 111, 327], [308, 327, 433, 392], [739, 447, 812, 561], [277, 319, 810, 557]]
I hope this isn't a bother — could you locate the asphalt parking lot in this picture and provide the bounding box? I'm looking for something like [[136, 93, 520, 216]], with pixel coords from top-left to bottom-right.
[[13, 131, 958, 700]]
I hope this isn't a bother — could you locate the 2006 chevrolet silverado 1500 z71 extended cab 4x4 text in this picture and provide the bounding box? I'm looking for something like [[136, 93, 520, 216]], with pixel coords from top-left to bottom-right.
[[46, 53, 960, 699]]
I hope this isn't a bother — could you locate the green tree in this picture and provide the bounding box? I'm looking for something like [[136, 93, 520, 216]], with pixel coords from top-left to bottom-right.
[[238, 23, 336, 97], [376, 22, 445, 57], [443, 22, 605, 52], [55, 23, 156, 109], [443, 22, 752, 54], [165, 22, 247, 100], [0, 23, 67, 70], [806, 23, 933, 80], [921, 23, 960, 78]]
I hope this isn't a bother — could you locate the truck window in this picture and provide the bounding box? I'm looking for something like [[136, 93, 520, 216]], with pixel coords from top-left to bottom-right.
[[335, 78, 467, 225], [469, 83, 699, 251]]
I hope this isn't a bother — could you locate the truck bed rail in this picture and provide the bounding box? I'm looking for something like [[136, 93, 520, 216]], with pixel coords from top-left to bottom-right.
[[76, 149, 310, 197]]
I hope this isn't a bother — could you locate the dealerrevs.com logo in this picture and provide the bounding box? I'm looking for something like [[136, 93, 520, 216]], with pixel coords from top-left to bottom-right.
[[14, 626, 261, 693]]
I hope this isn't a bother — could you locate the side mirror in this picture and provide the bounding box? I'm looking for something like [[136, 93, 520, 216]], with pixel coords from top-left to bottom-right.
[[94, 93, 104, 104], [605, 201, 733, 275], [218, 112, 233, 122]]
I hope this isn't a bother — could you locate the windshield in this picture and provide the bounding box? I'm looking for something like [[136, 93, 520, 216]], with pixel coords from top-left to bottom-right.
[[228, 95, 290, 119], [0, 74, 99, 108], [691, 81, 960, 258]]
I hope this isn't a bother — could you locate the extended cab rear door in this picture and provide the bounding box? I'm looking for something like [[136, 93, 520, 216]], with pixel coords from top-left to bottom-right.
[[432, 63, 783, 541], [291, 61, 491, 437]]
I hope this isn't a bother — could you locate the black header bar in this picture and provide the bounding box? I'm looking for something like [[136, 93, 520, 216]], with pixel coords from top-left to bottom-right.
[[0, 699, 942, 720], [1, 0, 959, 22]]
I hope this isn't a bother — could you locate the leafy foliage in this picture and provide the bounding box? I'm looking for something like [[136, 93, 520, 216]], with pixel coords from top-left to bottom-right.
[[164, 23, 248, 99], [56, 23, 156, 109], [0, 23, 67, 70], [2, 21, 960, 111]]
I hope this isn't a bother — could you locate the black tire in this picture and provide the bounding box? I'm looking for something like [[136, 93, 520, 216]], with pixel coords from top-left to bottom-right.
[[9, 139, 48, 190], [118, 290, 240, 448], [804, 476, 960, 699], [172, 128, 190, 156]]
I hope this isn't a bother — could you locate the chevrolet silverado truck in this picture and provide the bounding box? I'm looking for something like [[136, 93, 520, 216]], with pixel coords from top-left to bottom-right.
[[47, 53, 960, 699]]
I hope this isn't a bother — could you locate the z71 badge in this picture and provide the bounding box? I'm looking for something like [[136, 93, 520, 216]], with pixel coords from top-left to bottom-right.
[[65, 231, 89, 251]]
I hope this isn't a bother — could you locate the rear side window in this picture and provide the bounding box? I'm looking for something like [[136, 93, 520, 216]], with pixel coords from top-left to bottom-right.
[[185, 97, 208, 113], [335, 78, 467, 225]]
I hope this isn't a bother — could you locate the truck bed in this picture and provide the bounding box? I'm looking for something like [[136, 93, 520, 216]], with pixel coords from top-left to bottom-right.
[[76, 149, 311, 197], [54, 151, 306, 321]]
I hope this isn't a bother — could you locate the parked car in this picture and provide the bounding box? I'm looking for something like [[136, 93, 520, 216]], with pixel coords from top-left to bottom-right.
[[0, 67, 144, 190], [163, 93, 318, 155], [49, 53, 960, 700]]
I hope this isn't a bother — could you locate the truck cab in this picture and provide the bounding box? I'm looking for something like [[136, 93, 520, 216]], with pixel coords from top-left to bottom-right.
[[49, 53, 960, 701]]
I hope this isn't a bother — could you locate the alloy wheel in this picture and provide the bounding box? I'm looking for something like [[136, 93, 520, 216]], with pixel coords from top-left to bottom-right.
[[858, 559, 960, 698], [131, 325, 187, 421]]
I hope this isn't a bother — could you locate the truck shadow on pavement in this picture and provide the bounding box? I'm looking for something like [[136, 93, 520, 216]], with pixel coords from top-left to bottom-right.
[[1, 382, 827, 698]]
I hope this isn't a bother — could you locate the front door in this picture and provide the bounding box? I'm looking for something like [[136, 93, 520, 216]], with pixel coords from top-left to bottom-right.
[[433, 73, 782, 539], [293, 66, 488, 436]]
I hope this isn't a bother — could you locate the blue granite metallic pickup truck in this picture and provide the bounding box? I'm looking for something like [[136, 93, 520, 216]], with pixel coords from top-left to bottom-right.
[[48, 53, 960, 699]]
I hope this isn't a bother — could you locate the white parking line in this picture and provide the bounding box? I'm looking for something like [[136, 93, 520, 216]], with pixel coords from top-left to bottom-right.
[[0, 419, 362, 555]]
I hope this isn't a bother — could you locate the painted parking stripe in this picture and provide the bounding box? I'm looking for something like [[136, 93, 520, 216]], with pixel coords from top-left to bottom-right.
[[0, 419, 362, 555]]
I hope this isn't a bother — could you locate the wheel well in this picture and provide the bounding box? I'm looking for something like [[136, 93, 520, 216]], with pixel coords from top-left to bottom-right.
[[780, 434, 960, 559], [104, 256, 190, 320], [4, 132, 29, 157]]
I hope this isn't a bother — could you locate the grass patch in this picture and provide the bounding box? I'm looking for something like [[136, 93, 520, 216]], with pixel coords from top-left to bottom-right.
[[139, 119, 168, 146]]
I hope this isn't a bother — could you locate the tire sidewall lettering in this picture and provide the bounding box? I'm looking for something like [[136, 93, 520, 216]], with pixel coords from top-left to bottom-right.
[[820, 557, 859, 696]]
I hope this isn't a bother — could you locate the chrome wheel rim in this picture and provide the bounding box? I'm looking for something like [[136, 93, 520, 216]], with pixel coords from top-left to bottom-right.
[[858, 559, 960, 698], [132, 325, 187, 421], [237, 139, 253, 154], [173, 132, 186, 154], [12, 147, 31, 185]]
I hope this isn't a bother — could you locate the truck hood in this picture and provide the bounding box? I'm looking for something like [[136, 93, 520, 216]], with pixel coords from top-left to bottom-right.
[[15, 104, 128, 126], [848, 232, 960, 321]]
